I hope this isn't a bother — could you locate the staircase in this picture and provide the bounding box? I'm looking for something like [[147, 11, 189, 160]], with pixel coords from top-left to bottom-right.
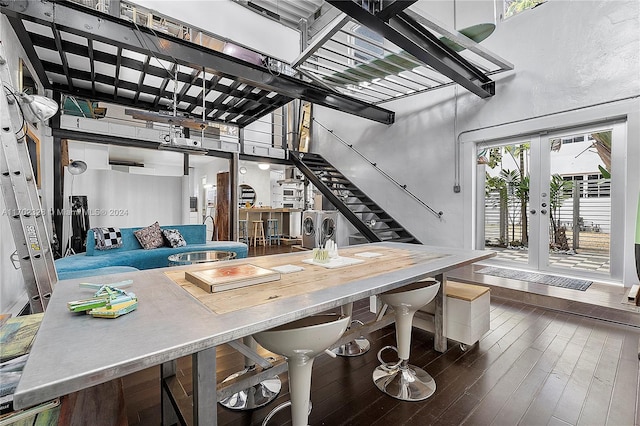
[[290, 152, 420, 244]]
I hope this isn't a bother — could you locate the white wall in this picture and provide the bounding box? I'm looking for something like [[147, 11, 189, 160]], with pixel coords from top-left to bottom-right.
[[244, 118, 273, 147], [64, 141, 188, 229], [412, 0, 498, 30], [313, 1, 640, 284], [132, 0, 301, 62], [238, 162, 272, 207], [69, 168, 184, 228]]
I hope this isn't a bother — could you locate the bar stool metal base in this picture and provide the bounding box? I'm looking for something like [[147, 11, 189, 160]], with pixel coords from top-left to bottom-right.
[[332, 319, 370, 357], [373, 360, 436, 401], [332, 337, 370, 357], [262, 400, 312, 426], [219, 367, 281, 411]]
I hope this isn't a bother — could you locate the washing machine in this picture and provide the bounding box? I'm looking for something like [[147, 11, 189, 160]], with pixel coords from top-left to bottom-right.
[[318, 210, 338, 248], [302, 210, 320, 249]]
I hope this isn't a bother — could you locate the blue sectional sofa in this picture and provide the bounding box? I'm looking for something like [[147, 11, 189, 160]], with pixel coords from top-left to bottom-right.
[[55, 224, 248, 280]]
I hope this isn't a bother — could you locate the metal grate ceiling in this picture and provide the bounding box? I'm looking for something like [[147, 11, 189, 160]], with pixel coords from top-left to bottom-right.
[[1, 0, 394, 127]]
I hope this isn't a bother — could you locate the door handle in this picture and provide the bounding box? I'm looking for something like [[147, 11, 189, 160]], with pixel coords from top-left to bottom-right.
[[529, 209, 536, 215]]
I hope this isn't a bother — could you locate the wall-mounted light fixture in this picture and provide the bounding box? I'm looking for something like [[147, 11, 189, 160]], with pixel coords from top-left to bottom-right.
[[18, 92, 58, 123], [258, 163, 270, 170], [239, 166, 247, 174]]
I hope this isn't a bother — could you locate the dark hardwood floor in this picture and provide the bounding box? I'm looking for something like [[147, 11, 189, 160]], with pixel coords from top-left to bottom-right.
[[123, 244, 640, 425]]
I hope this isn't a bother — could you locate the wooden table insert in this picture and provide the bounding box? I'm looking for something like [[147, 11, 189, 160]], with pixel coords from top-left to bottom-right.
[[165, 246, 447, 314]]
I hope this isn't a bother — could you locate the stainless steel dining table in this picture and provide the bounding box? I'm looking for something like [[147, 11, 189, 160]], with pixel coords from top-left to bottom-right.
[[13, 242, 493, 424]]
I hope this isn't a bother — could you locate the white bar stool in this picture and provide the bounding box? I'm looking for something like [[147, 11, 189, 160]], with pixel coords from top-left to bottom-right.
[[254, 314, 351, 426], [373, 279, 440, 401]]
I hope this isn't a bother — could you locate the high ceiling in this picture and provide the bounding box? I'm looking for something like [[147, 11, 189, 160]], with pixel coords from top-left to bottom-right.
[[1, 0, 512, 128]]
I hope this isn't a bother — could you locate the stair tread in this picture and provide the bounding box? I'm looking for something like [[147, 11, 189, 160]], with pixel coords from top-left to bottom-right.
[[373, 228, 405, 233], [306, 162, 335, 167]]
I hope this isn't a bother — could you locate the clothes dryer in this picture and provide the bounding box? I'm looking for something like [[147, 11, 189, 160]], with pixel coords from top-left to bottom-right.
[[318, 210, 338, 248], [302, 210, 320, 249]]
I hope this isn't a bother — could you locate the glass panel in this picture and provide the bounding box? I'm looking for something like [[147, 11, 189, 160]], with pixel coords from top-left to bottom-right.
[[548, 130, 611, 274], [478, 142, 531, 265]]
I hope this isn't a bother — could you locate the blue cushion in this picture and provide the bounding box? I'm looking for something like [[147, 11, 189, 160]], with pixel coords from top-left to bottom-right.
[[55, 235, 249, 279]]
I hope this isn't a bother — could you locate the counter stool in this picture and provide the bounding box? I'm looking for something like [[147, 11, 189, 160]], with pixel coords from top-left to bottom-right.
[[239, 220, 249, 244], [331, 302, 370, 357], [254, 314, 351, 426], [252, 220, 266, 247], [266, 219, 280, 246], [219, 336, 281, 411], [373, 279, 440, 401]]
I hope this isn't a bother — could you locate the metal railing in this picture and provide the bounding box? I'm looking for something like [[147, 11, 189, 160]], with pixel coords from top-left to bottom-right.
[[313, 118, 443, 219]]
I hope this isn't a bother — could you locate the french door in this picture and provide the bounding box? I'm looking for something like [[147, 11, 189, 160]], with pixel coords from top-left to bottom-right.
[[476, 121, 625, 280]]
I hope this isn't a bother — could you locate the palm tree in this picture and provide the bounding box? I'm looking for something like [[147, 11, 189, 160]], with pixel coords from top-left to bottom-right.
[[485, 173, 508, 245], [500, 169, 522, 246], [504, 143, 530, 245], [592, 131, 611, 179], [549, 174, 573, 248]]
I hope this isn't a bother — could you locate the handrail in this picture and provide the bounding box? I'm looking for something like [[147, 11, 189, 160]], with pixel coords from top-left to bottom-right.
[[312, 118, 443, 219]]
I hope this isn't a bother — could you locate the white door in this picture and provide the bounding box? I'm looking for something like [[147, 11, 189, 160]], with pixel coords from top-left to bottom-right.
[[476, 121, 625, 281]]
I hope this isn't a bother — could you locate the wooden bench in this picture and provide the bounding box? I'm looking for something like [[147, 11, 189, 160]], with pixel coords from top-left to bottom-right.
[[414, 281, 490, 349]]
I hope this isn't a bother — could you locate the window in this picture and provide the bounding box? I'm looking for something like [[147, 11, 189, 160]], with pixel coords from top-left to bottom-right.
[[587, 174, 610, 198], [503, 0, 546, 19], [563, 174, 610, 198], [563, 175, 584, 197]]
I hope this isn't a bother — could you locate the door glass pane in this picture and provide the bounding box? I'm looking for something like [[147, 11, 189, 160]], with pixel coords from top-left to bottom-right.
[[478, 142, 531, 265], [548, 130, 611, 274]]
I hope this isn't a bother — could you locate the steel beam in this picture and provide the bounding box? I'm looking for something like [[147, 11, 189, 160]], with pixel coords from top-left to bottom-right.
[[51, 25, 73, 91], [87, 39, 96, 96], [4, 16, 50, 89], [326, 0, 495, 98], [403, 9, 514, 71], [375, 0, 419, 21], [1, 0, 394, 125]]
